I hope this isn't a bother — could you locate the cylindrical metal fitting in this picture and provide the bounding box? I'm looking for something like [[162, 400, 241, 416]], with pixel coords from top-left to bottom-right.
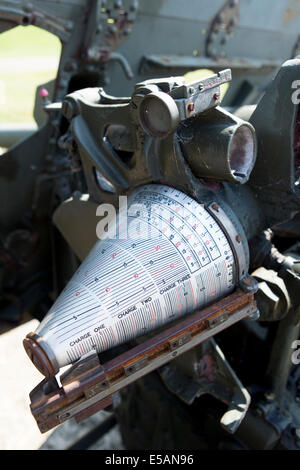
[[178, 112, 257, 184]]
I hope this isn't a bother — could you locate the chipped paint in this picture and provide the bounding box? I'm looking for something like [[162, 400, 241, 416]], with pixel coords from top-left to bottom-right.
[[282, 0, 300, 24]]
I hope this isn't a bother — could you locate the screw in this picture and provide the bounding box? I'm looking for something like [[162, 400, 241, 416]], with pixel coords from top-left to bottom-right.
[[211, 203, 219, 212], [239, 276, 258, 294], [65, 21, 73, 32], [72, 191, 82, 200], [236, 235, 242, 243], [187, 102, 195, 113], [213, 93, 220, 101], [248, 309, 260, 321], [265, 392, 275, 403], [130, 0, 138, 11]]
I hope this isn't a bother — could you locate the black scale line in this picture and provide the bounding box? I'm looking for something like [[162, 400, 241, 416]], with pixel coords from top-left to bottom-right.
[[53, 305, 101, 336], [48, 299, 98, 330], [57, 308, 108, 343], [134, 192, 220, 259]]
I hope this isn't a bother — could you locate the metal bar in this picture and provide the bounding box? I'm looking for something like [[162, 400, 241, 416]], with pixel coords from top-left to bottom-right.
[[142, 55, 281, 72], [29, 289, 257, 433], [0, 124, 37, 148]]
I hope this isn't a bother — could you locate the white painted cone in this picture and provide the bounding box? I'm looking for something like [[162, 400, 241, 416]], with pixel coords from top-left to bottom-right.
[[23, 184, 236, 377]]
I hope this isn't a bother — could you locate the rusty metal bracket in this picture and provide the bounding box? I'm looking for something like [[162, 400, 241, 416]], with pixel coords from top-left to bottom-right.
[[28, 289, 257, 433], [159, 337, 251, 434]]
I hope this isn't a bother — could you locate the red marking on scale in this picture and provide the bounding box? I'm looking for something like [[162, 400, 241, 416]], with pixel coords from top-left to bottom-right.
[[75, 289, 85, 297], [136, 242, 170, 258], [54, 289, 79, 309], [205, 240, 211, 245], [100, 331, 107, 349], [186, 234, 191, 240], [130, 314, 137, 337], [223, 260, 228, 275], [110, 326, 117, 344], [134, 227, 150, 236], [189, 280, 196, 306], [91, 250, 124, 272], [151, 260, 182, 276], [149, 303, 156, 328], [97, 270, 145, 295], [79, 343, 84, 354], [207, 270, 216, 296], [176, 288, 182, 311]]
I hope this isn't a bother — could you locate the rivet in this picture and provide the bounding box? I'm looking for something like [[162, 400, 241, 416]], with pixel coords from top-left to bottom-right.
[[211, 203, 219, 211]]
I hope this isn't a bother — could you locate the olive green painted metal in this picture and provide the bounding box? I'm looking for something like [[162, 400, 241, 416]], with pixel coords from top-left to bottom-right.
[[0, 0, 300, 450]]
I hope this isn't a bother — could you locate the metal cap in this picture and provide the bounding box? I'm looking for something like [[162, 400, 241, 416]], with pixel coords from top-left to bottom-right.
[[23, 332, 58, 379]]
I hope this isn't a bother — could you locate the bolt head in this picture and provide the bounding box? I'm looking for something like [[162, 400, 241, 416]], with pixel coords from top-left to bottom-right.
[[264, 392, 275, 402], [239, 276, 258, 294], [248, 309, 260, 321]]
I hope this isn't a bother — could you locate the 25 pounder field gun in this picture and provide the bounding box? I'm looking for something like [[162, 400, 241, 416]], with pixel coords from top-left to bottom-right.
[[23, 61, 300, 449]]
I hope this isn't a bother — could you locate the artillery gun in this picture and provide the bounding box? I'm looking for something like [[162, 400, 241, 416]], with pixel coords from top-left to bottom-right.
[[0, 0, 300, 450]]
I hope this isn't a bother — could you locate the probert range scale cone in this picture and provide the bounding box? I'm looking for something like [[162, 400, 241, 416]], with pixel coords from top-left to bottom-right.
[[24, 184, 247, 378]]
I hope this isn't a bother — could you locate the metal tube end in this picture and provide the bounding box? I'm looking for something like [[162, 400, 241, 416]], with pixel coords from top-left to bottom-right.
[[23, 332, 58, 379]]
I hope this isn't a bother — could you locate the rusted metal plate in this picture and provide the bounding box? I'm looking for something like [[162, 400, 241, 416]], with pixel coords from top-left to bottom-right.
[[29, 289, 257, 433]]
